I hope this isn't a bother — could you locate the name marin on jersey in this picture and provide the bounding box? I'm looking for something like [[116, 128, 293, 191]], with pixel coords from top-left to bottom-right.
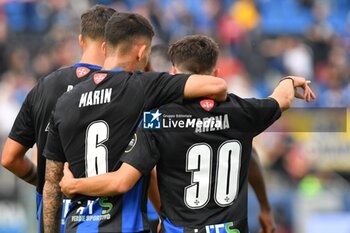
[[163, 114, 230, 133], [79, 88, 112, 108]]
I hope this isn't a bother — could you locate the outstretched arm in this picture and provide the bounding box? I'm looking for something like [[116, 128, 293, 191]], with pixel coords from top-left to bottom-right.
[[60, 162, 143, 197], [184, 75, 227, 102], [269, 76, 316, 111], [248, 148, 276, 233], [1, 138, 37, 186], [43, 159, 64, 233]]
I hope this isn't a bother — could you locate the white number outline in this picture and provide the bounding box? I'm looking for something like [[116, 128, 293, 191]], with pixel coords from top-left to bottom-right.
[[184, 143, 213, 209], [214, 140, 242, 207], [85, 120, 109, 177]]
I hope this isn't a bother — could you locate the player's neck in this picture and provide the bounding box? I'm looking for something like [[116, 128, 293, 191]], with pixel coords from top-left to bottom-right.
[[102, 55, 140, 72], [79, 44, 104, 67]]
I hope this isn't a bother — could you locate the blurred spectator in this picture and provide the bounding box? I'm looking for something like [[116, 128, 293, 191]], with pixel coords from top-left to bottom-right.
[[230, 0, 260, 31], [282, 36, 314, 79]]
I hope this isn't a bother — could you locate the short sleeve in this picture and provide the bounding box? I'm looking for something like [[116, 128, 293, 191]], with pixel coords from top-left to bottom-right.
[[43, 112, 66, 162], [242, 97, 281, 135], [139, 72, 190, 110], [8, 88, 36, 148], [120, 128, 159, 175]]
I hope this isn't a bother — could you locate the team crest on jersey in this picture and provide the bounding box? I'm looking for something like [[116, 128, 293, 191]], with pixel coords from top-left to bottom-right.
[[125, 133, 138, 153], [76, 67, 90, 78], [93, 73, 107, 85], [200, 99, 214, 111]]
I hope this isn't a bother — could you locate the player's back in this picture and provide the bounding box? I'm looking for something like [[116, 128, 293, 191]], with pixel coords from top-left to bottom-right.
[[52, 71, 171, 177], [9, 63, 100, 195], [44, 70, 189, 232], [149, 94, 281, 233]]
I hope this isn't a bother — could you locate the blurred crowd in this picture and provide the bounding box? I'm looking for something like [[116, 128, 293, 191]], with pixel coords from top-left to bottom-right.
[[0, 0, 350, 233]]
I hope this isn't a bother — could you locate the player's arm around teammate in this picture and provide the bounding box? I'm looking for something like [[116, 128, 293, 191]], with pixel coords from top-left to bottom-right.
[[60, 162, 143, 198]]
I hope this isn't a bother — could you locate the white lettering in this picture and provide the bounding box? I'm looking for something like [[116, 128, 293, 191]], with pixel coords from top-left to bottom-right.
[[79, 88, 112, 108]]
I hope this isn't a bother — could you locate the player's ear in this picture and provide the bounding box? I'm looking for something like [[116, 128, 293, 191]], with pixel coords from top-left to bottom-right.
[[78, 34, 84, 48], [170, 66, 177, 75], [137, 44, 147, 61], [213, 68, 219, 77], [101, 42, 106, 56]]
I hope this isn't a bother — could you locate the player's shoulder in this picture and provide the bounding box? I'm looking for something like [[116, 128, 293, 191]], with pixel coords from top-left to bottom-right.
[[35, 67, 70, 91], [227, 92, 269, 105], [226, 93, 280, 114], [132, 71, 171, 82], [42, 66, 75, 81]]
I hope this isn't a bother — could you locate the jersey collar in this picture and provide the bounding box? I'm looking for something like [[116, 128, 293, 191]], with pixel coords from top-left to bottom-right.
[[109, 68, 124, 72], [73, 63, 102, 70]]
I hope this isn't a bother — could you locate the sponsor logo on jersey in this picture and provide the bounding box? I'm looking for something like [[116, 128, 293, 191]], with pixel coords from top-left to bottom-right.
[[143, 110, 162, 129], [200, 99, 215, 111], [201, 221, 240, 233], [76, 67, 90, 78], [71, 198, 112, 222], [93, 73, 107, 85], [125, 133, 138, 153]]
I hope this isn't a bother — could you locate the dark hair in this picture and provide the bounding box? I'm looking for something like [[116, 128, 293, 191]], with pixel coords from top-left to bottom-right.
[[169, 35, 219, 74], [105, 12, 155, 48], [80, 5, 116, 40]]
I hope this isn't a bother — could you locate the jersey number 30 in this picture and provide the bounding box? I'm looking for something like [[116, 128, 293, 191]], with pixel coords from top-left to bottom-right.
[[184, 141, 241, 209], [85, 120, 109, 177]]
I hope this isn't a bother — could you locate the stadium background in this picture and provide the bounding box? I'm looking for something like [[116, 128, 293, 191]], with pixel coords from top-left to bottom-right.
[[0, 0, 349, 232]]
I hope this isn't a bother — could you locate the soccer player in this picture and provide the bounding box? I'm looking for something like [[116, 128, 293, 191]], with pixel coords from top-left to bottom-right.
[[148, 42, 276, 233], [59, 35, 315, 233], [146, 43, 276, 233], [1, 5, 116, 233], [43, 13, 228, 233]]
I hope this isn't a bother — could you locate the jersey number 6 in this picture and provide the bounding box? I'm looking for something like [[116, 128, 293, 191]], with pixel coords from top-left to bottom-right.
[[85, 120, 109, 177]]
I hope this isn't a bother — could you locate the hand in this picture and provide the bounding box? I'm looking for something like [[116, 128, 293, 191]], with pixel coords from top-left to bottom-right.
[[286, 76, 316, 102], [259, 210, 276, 233], [157, 218, 162, 233], [59, 163, 76, 198]]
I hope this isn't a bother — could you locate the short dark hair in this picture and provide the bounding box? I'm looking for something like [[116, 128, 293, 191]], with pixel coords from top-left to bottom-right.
[[80, 5, 116, 40], [105, 12, 155, 48], [169, 35, 219, 74]]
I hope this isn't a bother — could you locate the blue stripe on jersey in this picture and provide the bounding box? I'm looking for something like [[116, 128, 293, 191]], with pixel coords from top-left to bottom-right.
[[72, 63, 101, 70], [76, 200, 103, 233], [36, 192, 43, 233], [163, 218, 184, 233], [122, 178, 145, 232], [147, 199, 158, 220], [36, 193, 72, 233], [109, 69, 123, 72], [61, 198, 72, 233]]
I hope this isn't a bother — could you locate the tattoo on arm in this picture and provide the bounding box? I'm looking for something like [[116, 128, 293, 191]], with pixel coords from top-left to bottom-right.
[[43, 159, 64, 233], [19, 161, 37, 186]]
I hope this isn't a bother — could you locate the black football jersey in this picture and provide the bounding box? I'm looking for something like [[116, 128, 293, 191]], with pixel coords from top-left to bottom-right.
[[43, 70, 190, 233], [8, 63, 100, 194], [120, 94, 281, 233]]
